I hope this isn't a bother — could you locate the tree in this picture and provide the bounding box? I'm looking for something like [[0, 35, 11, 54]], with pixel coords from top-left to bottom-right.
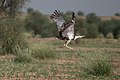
[[25, 11, 45, 35], [27, 7, 34, 13], [0, 0, 30, 17], [77, 11, 84, 16], [85, 23, 99, 38], [86, 13, 101, 24], [113, 22, 120, 39], [98, 19, 120, 39], [114, 13, 120, 16], [66, 10, 73, 15], [75, 18, 86, 35], [25, 11, 57, 37]]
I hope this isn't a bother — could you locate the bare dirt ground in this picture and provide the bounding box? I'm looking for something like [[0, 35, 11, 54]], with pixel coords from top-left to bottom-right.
[[30, 38, 120, 75], [0, 38, 120, 80]]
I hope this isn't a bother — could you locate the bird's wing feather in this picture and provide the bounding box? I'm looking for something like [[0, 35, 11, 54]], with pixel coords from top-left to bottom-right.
[[50, 10, 65, 31]]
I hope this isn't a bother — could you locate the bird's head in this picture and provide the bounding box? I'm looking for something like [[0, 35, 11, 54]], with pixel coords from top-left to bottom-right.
[[72, 12, 75, 20]]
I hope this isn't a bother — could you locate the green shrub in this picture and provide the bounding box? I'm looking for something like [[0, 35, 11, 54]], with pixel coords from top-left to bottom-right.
[[86, 13, 101, 24], [106, 32, 114, 39], [88, 60, 111, 76], [86, 23, 99, 38], [14, 46, 32, 63], [25, 11, 57, 37], [98, 34, 104, 38], [0, 18, 27, 54], [98, 19, 120, 39], [32, 48, 56, 60]]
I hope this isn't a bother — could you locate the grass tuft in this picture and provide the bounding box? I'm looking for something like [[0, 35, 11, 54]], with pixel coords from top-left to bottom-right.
[[14, 46, 33, 63], [32, 48, 56, 60], [88, 60, 111, 76]]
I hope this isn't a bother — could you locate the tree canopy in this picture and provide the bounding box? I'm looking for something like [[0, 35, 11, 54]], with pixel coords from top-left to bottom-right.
[[0, 0, 30, 17]]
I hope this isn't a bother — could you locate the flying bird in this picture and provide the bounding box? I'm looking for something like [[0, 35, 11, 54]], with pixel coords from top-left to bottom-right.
[[50, 10, 85, 49]]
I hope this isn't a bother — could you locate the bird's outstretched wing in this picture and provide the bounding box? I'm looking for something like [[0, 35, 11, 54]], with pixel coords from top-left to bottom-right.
[[50, 10, 65, 32]]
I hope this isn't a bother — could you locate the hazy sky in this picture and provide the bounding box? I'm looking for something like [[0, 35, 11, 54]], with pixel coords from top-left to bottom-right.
[[27, 0, 120, 16]]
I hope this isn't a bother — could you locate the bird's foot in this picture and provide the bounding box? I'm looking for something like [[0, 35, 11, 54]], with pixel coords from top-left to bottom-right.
[[66, 46, 73, 50]]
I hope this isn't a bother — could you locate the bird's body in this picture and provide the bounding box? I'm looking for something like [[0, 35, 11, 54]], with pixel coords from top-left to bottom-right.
[[51, 10, 84, 49]]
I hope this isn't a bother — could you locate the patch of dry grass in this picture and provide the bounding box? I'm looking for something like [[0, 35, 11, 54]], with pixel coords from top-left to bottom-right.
[[0, 38, 119, 80]]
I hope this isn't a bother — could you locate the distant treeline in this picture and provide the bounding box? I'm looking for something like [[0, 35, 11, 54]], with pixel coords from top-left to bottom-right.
[[25, 8, 120, 39]]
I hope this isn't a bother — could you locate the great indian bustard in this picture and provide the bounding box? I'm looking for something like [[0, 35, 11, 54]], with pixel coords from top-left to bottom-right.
[[50, 10, 85, 49]]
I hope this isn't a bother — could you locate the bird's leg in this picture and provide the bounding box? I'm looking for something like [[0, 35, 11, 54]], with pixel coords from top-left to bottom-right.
[[65, 39, 73, 50], [74, 35, 85, 40], [64, 40, 67, 46]]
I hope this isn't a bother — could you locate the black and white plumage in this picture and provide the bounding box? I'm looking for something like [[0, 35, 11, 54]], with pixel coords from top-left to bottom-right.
[[51, 10, 85, 49]]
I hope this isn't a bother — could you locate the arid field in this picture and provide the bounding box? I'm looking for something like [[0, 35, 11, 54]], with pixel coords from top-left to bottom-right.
[[0, 38, 120, 80]]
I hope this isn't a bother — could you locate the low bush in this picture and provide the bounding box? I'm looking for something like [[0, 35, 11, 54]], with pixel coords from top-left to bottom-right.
[[0, 18, 27, 54]]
